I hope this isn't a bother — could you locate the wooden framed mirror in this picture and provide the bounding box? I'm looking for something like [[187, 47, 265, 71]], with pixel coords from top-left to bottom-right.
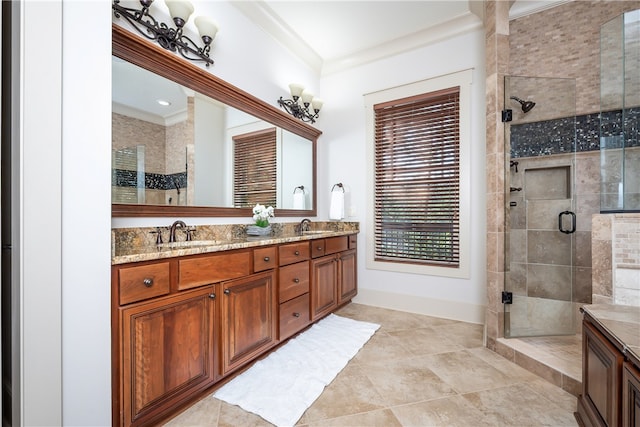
[[112, 24, 321, 217]]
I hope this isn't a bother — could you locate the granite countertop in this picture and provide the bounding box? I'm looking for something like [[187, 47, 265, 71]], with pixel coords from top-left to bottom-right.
[[582, 303, 640, 366], [112, 229, 355, 265]]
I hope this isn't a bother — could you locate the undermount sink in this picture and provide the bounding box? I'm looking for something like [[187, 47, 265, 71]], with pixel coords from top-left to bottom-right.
[[157, 240, 219, 249]]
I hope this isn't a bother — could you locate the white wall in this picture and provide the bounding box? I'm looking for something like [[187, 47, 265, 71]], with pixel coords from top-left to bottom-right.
[[62, 1, 113, 425], [318, 29, 487, 323]]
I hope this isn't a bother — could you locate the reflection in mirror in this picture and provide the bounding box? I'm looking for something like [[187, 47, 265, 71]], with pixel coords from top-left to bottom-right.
[[112, 45, 316, 214]]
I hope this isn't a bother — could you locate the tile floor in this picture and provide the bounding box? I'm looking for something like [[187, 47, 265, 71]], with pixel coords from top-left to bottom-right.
[[164, 303, 579, 426]]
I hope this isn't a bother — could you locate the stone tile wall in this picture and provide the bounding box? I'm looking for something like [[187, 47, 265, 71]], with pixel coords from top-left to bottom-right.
[[487, 1, 640, 346], [592, 213, 640, 306]]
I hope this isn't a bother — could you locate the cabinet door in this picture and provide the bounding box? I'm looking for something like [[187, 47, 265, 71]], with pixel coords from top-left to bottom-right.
[[220, 270, 277, 375], [120, 286, 217, 427], [310, 255, 338, 321], [581, 320, 623, 427], [338, 249, 357, 304], [623, 361, 640, 427]]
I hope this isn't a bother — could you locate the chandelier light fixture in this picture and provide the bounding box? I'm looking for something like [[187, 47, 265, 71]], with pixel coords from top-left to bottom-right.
[[112, 0, 218, 67], [278, 84, 323, 124]]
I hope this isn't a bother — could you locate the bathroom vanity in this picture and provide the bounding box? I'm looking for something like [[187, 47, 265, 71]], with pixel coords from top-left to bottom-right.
[[576, 304, 640, 427], [111, 227, 358, 427]]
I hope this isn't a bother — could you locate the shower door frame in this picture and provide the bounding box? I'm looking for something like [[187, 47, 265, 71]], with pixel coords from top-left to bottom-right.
[[504, 75, 579, 338]]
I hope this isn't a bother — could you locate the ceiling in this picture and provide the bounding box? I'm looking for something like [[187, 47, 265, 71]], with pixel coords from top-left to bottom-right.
[[231, 0, 571, 75]]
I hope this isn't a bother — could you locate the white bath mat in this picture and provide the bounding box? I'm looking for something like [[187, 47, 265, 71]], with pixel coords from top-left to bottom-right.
[[213, 313, 380, 427]]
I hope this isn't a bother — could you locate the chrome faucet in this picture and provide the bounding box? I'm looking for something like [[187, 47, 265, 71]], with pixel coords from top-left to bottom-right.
[[298, 218, 311, 234], [168, 220, 187, 242]]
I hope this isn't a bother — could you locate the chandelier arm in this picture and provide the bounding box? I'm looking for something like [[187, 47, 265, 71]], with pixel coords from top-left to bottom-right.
[[112, 0, 214, 67], [278, 97, 317, 124]]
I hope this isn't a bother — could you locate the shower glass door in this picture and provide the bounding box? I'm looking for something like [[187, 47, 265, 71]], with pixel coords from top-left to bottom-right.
[[504, 76, 578, 337]]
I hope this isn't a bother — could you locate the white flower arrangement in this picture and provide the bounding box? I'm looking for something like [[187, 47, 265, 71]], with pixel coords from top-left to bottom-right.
[[252, 204, 275, 228]]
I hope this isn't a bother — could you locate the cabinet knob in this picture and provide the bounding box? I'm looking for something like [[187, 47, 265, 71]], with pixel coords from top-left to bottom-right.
[[224, 289, 230, 295], [294, 251, 300, 256], [263, 256, 270, 262], [293, 278, 300, 283], [143, 278, 153, 287], [208, 293, 216, 299], [317, 246, 323, 251], [293, 312, 300, 318]]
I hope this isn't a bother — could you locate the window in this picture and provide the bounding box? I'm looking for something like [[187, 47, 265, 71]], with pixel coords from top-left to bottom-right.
[[233, 128, 277, 207], [365, 70, 471, 278]]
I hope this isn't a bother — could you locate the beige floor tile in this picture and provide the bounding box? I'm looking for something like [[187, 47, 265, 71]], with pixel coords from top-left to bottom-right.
[[351, 331, 413, 364], [216, 401, 273, 427], [164, 395, 221, 426], [361, 355, 458, 406], [387, 327, 466, 356], [301, 408, 402, 427], [298, 363, 387, 424], [163, 303, 579, 427], [421, 350, 520, 394], [463, 383, 578, 426], [391, 395, 502, 427]]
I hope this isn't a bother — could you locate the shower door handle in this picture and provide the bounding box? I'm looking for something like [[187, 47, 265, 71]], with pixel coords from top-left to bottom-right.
[[558, 211, 576, 234]]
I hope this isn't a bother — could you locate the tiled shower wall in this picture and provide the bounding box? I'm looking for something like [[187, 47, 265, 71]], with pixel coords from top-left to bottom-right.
[[592, 214, 640, 306], [485, 0, 640, 349], [112, 97, 194, 205]]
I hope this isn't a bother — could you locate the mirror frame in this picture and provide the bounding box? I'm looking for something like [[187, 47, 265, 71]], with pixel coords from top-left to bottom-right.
[[112, 24, 321, 217]]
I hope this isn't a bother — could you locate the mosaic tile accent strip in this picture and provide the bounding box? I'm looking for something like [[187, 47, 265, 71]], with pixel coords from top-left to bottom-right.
[[511, 108, 640, 158], [112, 169, 187, 191]]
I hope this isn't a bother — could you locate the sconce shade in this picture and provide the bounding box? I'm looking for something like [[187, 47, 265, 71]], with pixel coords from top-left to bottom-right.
[[165, 0, 194, 26], [311, 98, 323, 112], [195, 16, 218, 42], [288, 83, 304, 99], [301, 90, 314, 105]]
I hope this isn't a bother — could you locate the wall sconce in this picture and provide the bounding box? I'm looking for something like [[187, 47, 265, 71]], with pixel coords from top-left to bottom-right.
[[277, 84, 323, 124], [112, 0, 218, 67]]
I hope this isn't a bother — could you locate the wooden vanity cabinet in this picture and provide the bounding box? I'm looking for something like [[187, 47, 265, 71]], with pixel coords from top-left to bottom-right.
[[578, 320, 623, 427], [278, 242, 311, 340], [220, 270, 277, 376], [576, 312, 640, 427], [622, 361, 640, 427], [119, 285, 218, 427], [310, 236, 356, 321], [113, 234, 357, 427]]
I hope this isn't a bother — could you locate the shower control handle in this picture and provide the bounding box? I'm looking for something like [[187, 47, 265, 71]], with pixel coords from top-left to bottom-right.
[[558, 211, 576, 234]]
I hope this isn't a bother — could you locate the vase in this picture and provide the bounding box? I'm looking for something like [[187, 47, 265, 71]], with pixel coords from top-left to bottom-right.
[[247, 225, 272, 236]]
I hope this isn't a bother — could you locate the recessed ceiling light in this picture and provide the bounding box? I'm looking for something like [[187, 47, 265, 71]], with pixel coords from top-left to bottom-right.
[[157, 99, 171, 106]]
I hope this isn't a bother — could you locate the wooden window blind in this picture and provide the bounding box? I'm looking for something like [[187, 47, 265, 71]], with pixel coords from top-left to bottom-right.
[[373, 87, 460, 267], [233, 128, 277, 208]]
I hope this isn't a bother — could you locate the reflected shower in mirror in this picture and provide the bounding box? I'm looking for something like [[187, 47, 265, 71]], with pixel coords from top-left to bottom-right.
[[112, 56, 313, 210]]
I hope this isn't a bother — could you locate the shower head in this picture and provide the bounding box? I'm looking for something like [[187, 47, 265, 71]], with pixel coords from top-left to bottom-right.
[[510, 96, 536, 113]]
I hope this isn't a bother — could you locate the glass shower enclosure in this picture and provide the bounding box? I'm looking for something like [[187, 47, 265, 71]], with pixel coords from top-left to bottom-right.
[[504, 76, 580, 337]]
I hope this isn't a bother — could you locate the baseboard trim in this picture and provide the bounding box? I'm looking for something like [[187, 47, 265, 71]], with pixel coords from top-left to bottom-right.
[[353, 289, 485, 324]]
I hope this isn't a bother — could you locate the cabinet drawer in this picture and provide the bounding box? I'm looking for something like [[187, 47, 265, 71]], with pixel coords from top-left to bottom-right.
[[279, 261, 310, 303], [118, 262, 170, 305], [178, 252, 251, 290], [254, 247, 277, 272], [326, 236, 349, 255], [348, 234, 357, 249], [311, 239, 326, 258], [279, 293, 310, 341], [279, 242, 310, 266]]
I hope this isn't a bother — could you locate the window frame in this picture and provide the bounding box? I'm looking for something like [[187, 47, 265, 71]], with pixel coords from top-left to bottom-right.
[[364, 69, 472, 279]]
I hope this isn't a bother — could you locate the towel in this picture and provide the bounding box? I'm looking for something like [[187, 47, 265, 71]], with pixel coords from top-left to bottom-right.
[[293, 192, 305, 209], [213, 314, 380, 427], [329, 190, 344, 220]]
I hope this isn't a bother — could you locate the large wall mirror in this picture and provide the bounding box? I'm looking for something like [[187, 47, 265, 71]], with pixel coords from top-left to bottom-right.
[[112, 24, 320, 217]]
